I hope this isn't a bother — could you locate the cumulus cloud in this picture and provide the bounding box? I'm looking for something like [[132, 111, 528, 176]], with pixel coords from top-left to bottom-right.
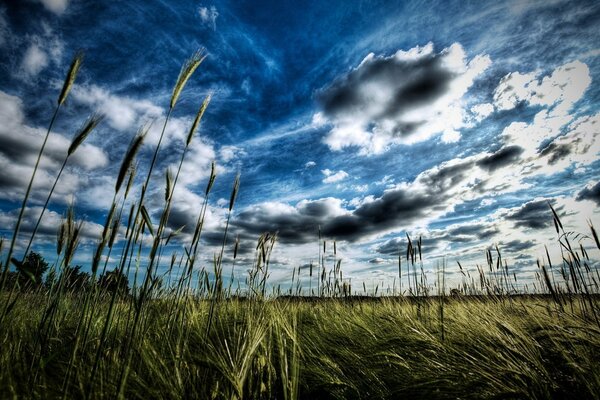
[[321, 169, 348, 183], [470, 103, 494, 122], [231, 154, 508, 244], [476, 146, 524, 172], [71, 84, 163, 133], [501, 198, 560, 230], [0, 90, 108, 204], [576, 181, 600, 205], [317, 42, 491, 154]]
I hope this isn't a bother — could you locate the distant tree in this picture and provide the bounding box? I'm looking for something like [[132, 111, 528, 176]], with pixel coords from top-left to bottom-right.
[[10, 252, 49, 290], [98, 269, 129, 296], [63, 265, 91, 293]]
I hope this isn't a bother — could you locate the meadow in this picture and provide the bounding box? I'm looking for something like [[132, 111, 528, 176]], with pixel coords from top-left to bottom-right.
[[0, 50, 599, 399]]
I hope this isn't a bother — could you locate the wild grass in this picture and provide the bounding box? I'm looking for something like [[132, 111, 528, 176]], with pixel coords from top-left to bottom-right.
[[0, 48, 599, 399]]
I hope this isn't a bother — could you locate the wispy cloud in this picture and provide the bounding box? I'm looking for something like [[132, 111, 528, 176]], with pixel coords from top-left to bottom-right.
[[198, 5, 219, 30]]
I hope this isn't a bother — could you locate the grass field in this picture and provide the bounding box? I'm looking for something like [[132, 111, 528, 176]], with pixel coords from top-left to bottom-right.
[[1, 294, 599, 399], [1, 50, 599, 399]]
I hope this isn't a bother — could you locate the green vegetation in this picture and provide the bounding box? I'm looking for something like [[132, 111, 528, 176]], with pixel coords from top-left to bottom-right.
[[0, 50, 599, 399], [0, 292, 599, 399]]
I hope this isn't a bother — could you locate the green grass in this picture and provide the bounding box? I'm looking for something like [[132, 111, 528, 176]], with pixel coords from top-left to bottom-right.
[[1, 48, 599, 399], [0, 294, 599, 399]]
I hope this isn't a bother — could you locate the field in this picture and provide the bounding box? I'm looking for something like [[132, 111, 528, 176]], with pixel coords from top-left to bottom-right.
[[1, 50, 600, 399], [1, 293, 599, 399]]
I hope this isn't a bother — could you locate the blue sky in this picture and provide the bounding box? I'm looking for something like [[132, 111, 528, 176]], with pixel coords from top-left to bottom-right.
[[1, 0, 599, 292]]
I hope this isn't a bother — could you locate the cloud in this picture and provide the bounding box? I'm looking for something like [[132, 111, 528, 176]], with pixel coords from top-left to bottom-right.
[[498, 239, 537, 253], [21, 44, 49, 77], [501, 198, 559, 230], [321, 169, 348, 183], [0, 206, 103, 242], [576, 181, 600, 206], [375, 220, 500, 256], [470, 103, 494, 122], [0, 90, 108, 204], [38, 0, 69, 15], [494, 61, 590, 114], [318, 42, 491, 154], [476, 145, 524, 172], [198, 5, 219, 30], [71, 84, 163, 133], [232, 156, 487, 244], [304, 161, 316, 168], [495, 61, 591, 162]]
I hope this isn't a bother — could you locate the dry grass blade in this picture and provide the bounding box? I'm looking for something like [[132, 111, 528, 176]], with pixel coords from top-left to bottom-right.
[[68, 113, 103, 155], [186, 93, 212, 146], [58, 50, 84, 106], [170, 49, 206, 109], [116, 127, 147, 193]]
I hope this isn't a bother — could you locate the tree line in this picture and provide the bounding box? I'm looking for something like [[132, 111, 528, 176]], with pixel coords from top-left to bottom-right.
[[5, 252, 129, 295]]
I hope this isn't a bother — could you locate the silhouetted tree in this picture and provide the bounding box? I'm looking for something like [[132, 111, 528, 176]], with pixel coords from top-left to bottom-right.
[[9, 252, 49, 290], [98, 269, 129, 296], [63, 265, 91, 292]]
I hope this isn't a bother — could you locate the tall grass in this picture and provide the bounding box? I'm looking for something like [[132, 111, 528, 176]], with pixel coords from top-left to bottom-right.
[[0, 47, 599, 400]]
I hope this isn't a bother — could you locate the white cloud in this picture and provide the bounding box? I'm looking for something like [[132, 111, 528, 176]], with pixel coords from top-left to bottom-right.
[[311, 112, 326, 128], [71, 84, 163, 132], [470, 103, 494, 122], [304, 161, 316, 168], [495, 60, 593, 172], [198, 5, 218, 30], [219, 145, 244, 163], [322, 169, 348, 183], [0, 90, 108, 204], [21, 44, 48, 77], [320, 42, 491, 155], [38, 0, 69, 15], [494, 61, 590, 115]]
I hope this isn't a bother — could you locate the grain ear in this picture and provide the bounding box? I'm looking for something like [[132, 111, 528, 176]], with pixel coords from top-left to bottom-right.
[[58, 50, 84, 106]]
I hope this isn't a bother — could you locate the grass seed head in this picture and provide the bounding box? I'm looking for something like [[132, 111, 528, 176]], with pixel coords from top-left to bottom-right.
[[141, 205, 154, 236], [206, 161, 216, 196], [68, 113, 103, 155], [186, 92, 212, 146], [229, 173, 240, 211], [58, 50, 84, 106], [170, 49, 206, 109], [116, 126, 147, 193]]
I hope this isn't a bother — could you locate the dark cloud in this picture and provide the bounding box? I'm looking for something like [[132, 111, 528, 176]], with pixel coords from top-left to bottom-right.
[[499, 239, 537, 253], [576, 181, 600, 205], [503, 199, 558, 229], [476, 146, 524, 172], [318, 51, 456, 125], [232, 158, 478, 244], [540, 141, 572, 165], [375, 221, 499, 256]]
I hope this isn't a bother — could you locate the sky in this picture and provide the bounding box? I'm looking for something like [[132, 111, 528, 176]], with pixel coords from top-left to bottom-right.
[[0, 0, 599, 293]]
